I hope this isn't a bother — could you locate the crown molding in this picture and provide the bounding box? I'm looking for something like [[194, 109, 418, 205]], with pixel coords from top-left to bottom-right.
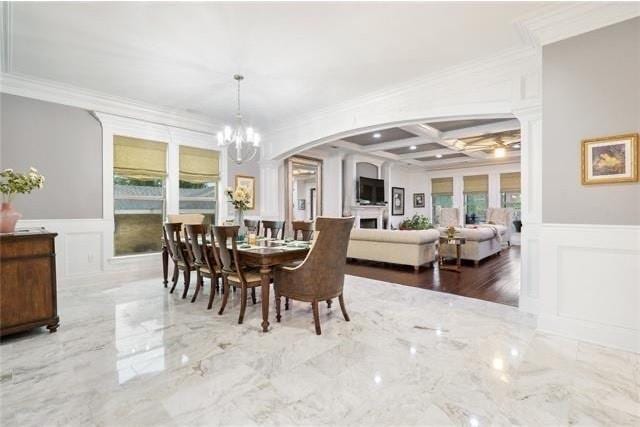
[[0, 72, 218, 134], [515, 2, 640, 46], [266, 46, 538, 137]]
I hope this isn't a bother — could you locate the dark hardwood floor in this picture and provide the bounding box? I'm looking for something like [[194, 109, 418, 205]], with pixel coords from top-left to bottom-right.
[[345, 246, 520, 307]]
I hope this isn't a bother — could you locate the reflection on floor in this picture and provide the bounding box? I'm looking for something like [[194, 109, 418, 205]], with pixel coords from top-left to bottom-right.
[[1, 274, 638, 426], [346, 246, 521, 307]]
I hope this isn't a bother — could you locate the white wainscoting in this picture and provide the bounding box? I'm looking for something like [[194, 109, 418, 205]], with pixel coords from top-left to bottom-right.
[[16, 219, 162, 288], [535, 223, 640, 353]]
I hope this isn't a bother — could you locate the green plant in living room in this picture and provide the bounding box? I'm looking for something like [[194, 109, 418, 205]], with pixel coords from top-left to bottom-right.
[[0, 167, 46, 233], [399, 214, 433, 230]]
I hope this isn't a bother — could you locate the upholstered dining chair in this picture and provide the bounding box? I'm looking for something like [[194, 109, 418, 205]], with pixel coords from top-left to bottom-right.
[[261, 220, 285, 240], [163, 223, 196, 299], [185, 224, 222, 309], [213, 225, 263, 324], [292, 221, 314, 241], [244, 219, 261, 236], [273, 216, 355, 335]]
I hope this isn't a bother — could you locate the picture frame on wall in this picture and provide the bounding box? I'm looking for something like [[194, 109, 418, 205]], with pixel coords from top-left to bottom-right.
[[391, 187, 405, 216], [413, 192, 425, 208], [235, 175, 256, 209], [297, 199, 306, 210], [581, 133, 638, 185]]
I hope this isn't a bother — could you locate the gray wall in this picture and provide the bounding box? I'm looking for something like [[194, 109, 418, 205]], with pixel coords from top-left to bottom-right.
[[0, 94, 103, 219], [227, 152, 260, 217], [542, 17, 640, 225]]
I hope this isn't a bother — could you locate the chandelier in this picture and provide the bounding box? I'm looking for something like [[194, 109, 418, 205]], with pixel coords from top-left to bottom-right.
[[217, 74, 261, 164]]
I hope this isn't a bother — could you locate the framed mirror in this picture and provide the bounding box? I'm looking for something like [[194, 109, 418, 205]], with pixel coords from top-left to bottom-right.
[[285, 156, 323, 236]]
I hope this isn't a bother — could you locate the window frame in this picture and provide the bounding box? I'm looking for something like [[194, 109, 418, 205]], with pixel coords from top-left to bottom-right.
[[463, 191, 488, 224], [97, 113, 228, 262]]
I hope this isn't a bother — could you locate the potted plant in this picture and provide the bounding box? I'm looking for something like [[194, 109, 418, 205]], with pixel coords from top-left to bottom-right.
[[226, 185, 251, 237], [399, 214, 433, 230], [0, 167, 45, 233]]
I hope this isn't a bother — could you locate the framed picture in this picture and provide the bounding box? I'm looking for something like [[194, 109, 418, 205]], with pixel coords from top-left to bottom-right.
[[581, 133, 638, 185], [392, 187, 405, 216], [297, 199, 306, 210], [235, 175, 256, 209], [413, 192, 425, 208]]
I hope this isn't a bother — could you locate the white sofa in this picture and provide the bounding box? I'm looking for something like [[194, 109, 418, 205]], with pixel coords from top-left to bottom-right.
[[347, 228, 440, 271], [439, 225, 504, 266]]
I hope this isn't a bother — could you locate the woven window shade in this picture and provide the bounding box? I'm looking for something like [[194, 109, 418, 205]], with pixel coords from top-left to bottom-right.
[[179, 146, 220, 183], [431, 177, 453, 195], [114, 135, 167, 179], [500, 172, 521, 192], [463, 175, 488, 193]]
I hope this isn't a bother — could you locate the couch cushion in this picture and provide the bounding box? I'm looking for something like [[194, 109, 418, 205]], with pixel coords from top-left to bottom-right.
[[437, 226, 500, 242], [350, 228, 440, 244]]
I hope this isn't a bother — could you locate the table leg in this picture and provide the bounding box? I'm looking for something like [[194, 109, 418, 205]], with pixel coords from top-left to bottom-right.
[[260, 266, 272, 332], [456, 244, 461, 271], [162, 246, 169, 287]]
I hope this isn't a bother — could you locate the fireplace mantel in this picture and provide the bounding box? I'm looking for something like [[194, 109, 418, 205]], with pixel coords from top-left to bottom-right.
[[350, 205, 387, 229]]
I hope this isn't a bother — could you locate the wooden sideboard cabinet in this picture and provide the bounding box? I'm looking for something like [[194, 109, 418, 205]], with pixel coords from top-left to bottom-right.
[[0, 228, 59, 337]]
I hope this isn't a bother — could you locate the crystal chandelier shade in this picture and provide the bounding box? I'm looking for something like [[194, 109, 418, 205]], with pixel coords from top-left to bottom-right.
[[217, 75, 260, 164]]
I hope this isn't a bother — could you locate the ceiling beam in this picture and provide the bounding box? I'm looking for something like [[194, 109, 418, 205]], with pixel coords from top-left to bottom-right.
[[360, 135, 436, 152], [417, 150, 520, 167], [397, 148, 457, 160], [440, 119, 520, 140]]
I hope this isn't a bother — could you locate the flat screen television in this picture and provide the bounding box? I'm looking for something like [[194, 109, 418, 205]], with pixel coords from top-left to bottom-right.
[[358, 177, 385, 204]]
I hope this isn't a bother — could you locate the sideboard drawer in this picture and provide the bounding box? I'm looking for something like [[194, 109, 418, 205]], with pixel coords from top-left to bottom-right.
[[0, 236, 53, 258]]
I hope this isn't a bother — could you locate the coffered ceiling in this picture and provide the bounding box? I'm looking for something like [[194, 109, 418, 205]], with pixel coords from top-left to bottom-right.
[[2, 2, 546, 133], [323, 116, 521, 170]]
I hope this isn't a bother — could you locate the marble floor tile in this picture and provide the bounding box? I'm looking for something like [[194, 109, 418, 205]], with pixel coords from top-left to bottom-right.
[[1, 274, 638, 426]]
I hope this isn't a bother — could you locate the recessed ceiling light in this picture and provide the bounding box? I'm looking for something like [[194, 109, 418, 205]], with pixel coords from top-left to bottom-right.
[[373, 132, 381, 139], [494, 147, 507, 158], [513, 144, 521, 149], [435, 154, 443, 158], [409, 145, 417, 150]]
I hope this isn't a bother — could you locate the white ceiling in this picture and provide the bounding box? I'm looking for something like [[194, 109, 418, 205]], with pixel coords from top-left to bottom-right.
[[6, 2, 545, 132]]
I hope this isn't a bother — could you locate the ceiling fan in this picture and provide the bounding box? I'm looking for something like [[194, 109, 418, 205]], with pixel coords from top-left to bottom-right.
[[444, 130, 521, 158]]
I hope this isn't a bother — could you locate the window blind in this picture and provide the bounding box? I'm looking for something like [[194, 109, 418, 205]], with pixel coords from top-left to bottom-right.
[[463, 175, 488, 193], [179, 146, 220, 183], [500, 172, 521, 192], [431, 177, 453, 195], [114, 135, 167, 179]]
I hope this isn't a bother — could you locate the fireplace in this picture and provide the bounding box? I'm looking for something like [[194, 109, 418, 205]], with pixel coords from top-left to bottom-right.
[[360, 218, 377, 229]]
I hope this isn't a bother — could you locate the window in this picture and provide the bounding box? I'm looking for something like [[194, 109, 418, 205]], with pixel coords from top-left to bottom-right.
[[179, 146, 220, 224], [500, 172, 521, 222], [113, 136, 167, 256], [463, 175, 488, 224], [431, 177, 453, 225]]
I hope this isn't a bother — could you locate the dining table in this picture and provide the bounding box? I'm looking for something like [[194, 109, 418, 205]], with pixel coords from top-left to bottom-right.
[[161, 238, 310, 332]]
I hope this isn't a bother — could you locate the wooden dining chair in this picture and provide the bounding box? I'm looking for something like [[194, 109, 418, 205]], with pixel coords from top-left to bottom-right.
[[273, 216, 355, 335], [292, 221, 314, 241], [163, 223, 196, 299], [261, 220, 285, 240], [185, 224, 222, 309], [213, 225, 263, 324], [244, 219, 261, 236]]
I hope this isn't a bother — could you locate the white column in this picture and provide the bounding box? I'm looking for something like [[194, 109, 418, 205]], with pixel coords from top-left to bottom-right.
[[453, 175, 464, 225], [323, 152, 344, 217], [381, 161, 393, 229], [259, 159, 281, 220], [513, 105, 542, 315], [342, 154, 356, 216], [488, 171, 501, 209]]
